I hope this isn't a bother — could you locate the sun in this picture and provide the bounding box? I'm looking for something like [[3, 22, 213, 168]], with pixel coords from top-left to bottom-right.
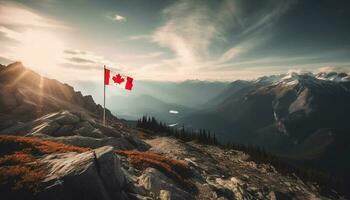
[[6, 29, 66, 74]]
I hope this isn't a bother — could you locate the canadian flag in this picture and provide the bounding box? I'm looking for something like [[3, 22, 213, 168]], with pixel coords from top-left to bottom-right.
[[104, 67, 134, 90]]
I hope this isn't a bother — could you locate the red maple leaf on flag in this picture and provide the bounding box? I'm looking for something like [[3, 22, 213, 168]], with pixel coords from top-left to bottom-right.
[[112, 74, 125, 84]]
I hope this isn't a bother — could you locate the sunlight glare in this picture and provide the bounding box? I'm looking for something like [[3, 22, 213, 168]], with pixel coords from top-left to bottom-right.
[[7, 29, 65, 74]]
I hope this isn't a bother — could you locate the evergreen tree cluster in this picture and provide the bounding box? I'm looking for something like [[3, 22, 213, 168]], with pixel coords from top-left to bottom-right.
[[136, 115, 218, 145]]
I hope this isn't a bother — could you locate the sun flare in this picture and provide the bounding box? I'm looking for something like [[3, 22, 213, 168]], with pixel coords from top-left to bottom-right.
[[5, 28, 65, 74]]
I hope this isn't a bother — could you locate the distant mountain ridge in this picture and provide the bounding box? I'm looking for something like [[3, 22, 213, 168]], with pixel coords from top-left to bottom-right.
[[107, 94, 193, 122], [181, 71, 350, 176]]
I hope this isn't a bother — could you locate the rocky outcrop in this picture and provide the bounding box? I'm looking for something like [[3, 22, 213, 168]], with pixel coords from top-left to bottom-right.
[[0, 110, 150, 150], [50, 135, 138, 150], [144, 137, 331, 200], [38, 146, 127, 200], [1, 111, 97, 136], [138, 168, 193, 200]]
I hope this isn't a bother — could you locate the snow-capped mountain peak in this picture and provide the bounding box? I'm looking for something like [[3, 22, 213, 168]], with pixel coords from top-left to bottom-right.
[[315, 71, 350, 82], [254, 71, 349, 86]]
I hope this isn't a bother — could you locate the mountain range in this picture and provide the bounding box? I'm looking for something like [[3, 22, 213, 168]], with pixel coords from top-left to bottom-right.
[[1, 62, 346, 199], [71, 78, 228, 120], [180, 71, 350, 177]]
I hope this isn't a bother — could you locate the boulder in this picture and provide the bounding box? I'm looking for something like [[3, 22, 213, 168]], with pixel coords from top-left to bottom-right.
[[52, 124, 75, 137], [31, 121, 61, 136], [0, 119, 19, 130], [124, 134, 151, 151], [138, 168, 193, 200], [93, 123, 122, 138], [160, 190, 171, 200], [73, 121, 96, 137], [54, 111, 80, 125], [38, 146, 127, 200]]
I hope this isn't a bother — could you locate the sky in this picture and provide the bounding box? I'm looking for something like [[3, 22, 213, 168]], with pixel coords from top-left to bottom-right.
[[0, 0, 350, 82]]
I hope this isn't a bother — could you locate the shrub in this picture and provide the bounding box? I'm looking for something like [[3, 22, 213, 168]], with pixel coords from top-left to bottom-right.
[[115, 150, 195, 191], [0, 135, 88, 157], [0, 135, 89, 197]]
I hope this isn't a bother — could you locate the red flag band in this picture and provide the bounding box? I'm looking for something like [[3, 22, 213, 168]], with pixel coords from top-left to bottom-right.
[[104, 68, 110, 85], [125, 76, 133, 90], [104, 67, 134, 91]]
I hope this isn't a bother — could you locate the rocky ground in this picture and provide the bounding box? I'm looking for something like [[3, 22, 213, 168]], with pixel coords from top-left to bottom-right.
[[1, 109, 335, 200], [142, 137, 332, 200]]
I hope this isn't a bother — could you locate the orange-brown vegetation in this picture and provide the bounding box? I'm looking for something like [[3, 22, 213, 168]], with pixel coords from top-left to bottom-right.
[[0, 135, 88, 156], [115, 150, 194, 190], [0, 135, 89, 195]]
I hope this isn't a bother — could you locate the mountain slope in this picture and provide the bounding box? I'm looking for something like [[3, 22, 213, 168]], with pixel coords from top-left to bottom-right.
[[0, 62, 115, 126], [181, 72, 350, 176]]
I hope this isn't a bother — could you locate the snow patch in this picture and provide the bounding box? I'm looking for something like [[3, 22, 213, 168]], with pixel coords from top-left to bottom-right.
[[169, 110, 179, 114], [168, 123, 178, 127]]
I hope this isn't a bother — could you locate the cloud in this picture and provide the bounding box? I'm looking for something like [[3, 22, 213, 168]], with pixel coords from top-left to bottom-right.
[[64, 49, 87, 55], [240, 0, 297, 37], [152, 1, 217, 66], [112, 14, 126, 22], [66, 57, 96, 64], [0, 1, 67, 29], [317, 66, 350, 73], [146, 0, 299, 81], [130, 51, 164, 59], [128, 34, 151, 40], [63, 49, 124, 72]]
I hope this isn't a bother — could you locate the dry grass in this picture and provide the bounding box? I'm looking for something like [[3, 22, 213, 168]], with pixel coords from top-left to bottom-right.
[[0, 135, 88, 157], [0, 135, 89, 195], [115, 150, 194, 190]]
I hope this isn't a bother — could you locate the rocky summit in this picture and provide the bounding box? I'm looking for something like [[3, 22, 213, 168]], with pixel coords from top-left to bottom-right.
[[0, 63, 345, 200]]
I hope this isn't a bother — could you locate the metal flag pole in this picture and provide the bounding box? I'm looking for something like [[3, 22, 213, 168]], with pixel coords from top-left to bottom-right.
[[103, 65, 106, 126]]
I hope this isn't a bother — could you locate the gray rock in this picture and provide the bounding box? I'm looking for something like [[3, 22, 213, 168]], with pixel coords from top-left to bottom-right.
[[124, 134, 151, 151], [0, 120, 21, 131], [0, 121, 28, 135], [52, 124, 75, 137], [38, 146, 127, 200], [48, 135, 136, 150], [74, 121, 95, 137], [31, 121, 61, 136], [54, 111, 80, 125], [93, 123, 122, 138], [138, 168, 193, 200]]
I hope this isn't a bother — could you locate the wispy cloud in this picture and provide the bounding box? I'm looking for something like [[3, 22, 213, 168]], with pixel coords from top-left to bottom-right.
[[144, 0, 299, 80], [128, 34, 151, 40], [63, 49, 124, 72], [0, 1, 67, 29], [152, 1, 217, 66], [112, 14, 126, 22]]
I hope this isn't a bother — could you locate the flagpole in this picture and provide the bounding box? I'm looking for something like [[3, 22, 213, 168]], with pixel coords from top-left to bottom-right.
[[103, 65, 106, 126]]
